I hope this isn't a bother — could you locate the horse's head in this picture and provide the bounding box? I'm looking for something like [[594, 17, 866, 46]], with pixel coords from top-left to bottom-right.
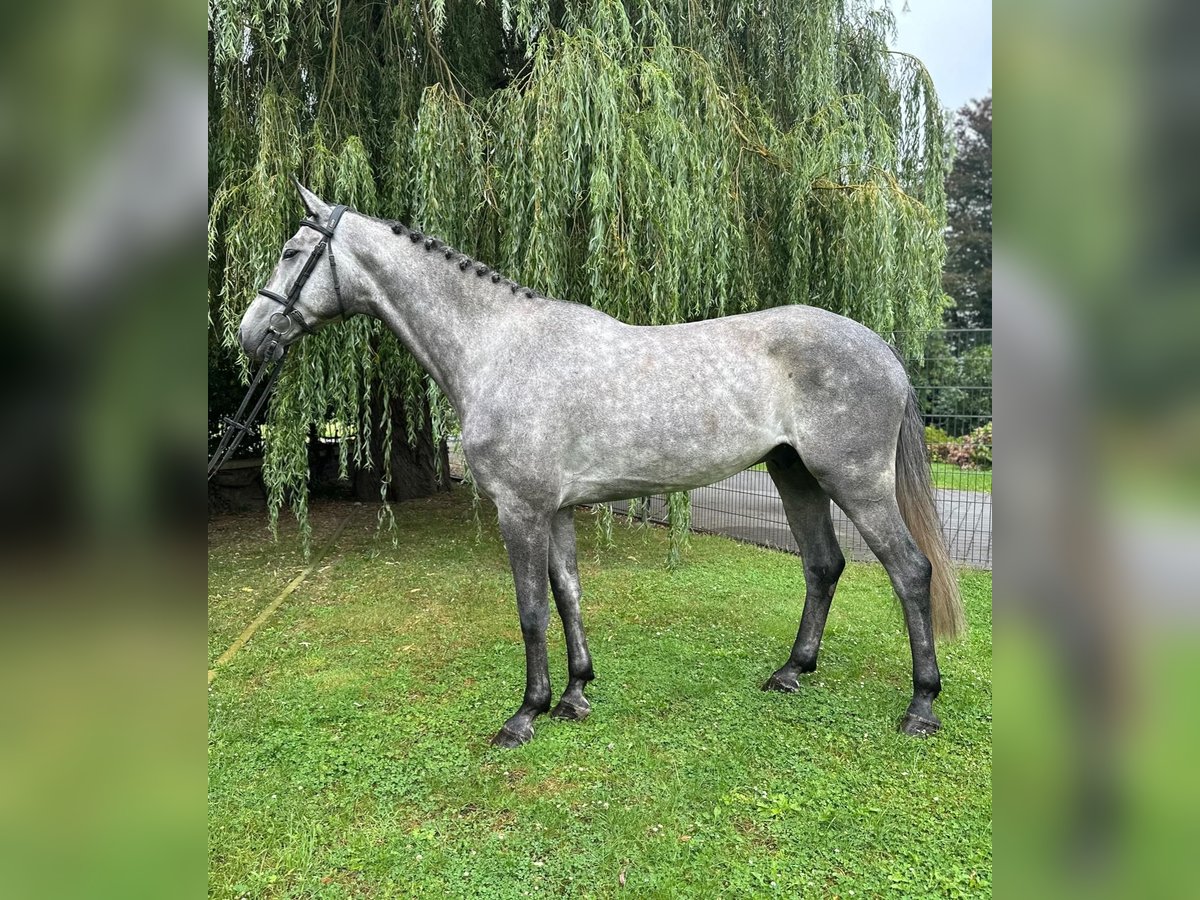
[[239, 180, 356, 361]]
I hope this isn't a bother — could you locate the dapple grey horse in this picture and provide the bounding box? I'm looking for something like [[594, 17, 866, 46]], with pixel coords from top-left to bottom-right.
[[237, 183, 966, 748]]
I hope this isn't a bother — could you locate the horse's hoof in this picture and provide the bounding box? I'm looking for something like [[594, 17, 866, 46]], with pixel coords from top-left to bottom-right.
[[550, 697, 591, 721], [490, 725, 533, 748], [762, 671, 800, 693], [898, 712, 941, 737]]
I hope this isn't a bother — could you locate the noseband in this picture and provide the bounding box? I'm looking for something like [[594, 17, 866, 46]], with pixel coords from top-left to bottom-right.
[[207, 204, 349, 480]]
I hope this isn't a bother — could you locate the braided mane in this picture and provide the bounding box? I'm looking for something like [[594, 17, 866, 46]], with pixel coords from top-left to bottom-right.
[[385, 219, 549, 302]]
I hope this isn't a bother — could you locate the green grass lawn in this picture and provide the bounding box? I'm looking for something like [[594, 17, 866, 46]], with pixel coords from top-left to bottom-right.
[[209, 493, 992, 898], [930, 462, 991, 493], [748, 461, 990, 493]]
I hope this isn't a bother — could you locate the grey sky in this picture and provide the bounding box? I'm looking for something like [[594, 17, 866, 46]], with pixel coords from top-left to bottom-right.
[[891, 0, 992, 112]]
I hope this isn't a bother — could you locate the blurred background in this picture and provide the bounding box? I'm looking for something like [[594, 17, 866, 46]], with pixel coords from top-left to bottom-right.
[[0, 0, 1195, 896], [0, 1, 204, 897], [997, 0, 1200, 896]]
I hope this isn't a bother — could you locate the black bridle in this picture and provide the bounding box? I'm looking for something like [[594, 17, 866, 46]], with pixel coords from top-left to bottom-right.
[[207, 205, 349, 481]]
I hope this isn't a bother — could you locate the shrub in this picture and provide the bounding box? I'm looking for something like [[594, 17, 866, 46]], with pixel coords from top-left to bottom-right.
[[925, 424, 951, 447], [926, 433, 953, 464], [932, 422, 991, 470], [965, 422, 992, 468], [942, 442, 973, 468]]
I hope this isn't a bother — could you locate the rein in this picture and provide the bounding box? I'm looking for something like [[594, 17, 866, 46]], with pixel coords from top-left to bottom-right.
[[207, 205, 349, 481]]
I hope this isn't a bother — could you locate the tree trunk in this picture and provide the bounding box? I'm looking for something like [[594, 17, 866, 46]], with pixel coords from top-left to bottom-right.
[[352, 387, 450, 502]]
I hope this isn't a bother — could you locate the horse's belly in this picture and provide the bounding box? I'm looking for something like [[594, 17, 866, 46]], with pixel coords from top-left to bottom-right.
[[560, 416, 781, 505]]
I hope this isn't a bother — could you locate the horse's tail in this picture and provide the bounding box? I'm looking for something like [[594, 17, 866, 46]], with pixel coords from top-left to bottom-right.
[[893, 366, 967, 642]]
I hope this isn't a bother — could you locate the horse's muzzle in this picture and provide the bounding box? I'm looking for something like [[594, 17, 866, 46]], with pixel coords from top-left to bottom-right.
[[240, 315, 291, 362]]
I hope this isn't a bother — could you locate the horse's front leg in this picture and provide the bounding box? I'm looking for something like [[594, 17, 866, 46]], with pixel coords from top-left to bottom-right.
[[490, 504, 553, 748]]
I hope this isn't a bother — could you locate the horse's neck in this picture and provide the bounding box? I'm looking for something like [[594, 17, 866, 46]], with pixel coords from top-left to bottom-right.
[[358, 231, 512, 410]]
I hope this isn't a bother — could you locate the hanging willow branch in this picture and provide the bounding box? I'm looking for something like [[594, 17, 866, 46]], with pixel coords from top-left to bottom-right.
[[208, 0, 953, 561]]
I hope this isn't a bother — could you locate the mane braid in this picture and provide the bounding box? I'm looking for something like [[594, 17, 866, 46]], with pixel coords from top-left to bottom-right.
[[386, 217, 546, 301]]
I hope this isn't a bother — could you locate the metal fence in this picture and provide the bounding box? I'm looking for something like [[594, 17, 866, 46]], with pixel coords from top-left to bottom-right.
[[452, 328, 992, 569]]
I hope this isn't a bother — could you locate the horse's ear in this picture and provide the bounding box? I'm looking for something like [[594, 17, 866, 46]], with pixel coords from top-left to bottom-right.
[[292, 177, 330, 218]]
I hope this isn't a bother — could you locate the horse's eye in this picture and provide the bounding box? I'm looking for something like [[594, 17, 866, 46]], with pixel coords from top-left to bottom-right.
[[282, 248, 298, 259]]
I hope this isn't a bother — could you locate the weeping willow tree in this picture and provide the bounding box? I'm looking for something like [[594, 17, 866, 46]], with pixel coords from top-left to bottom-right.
[[209, 0, 952, 555]]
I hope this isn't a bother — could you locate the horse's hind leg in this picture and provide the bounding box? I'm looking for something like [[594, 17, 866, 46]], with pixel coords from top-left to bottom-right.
[[762, 449, 846, 692], [827, 492, 943, 736], [547, 507, 594, 721]]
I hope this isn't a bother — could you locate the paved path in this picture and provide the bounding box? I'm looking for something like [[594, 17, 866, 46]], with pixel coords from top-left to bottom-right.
[[612, 469, 992, 569], [448, 449, 991, 569]]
